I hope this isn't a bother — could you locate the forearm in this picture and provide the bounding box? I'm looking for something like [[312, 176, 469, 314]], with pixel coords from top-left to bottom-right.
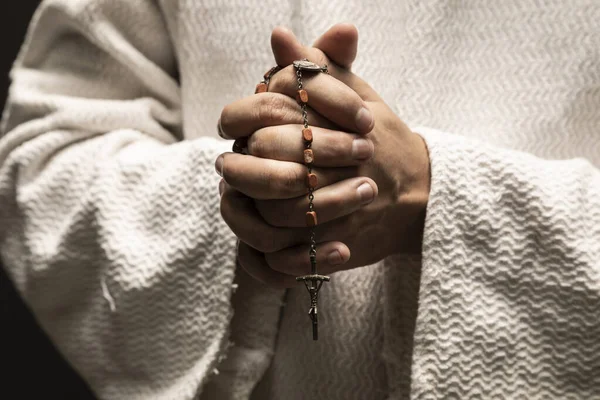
[[0, 1, 241, 398], [0, 127, 238, 399]]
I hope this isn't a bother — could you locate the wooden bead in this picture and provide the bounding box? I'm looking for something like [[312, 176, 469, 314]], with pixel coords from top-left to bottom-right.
[[255, 82, 267, 94], [263, 66, 280, 80], [306, 173, 318, 189], [232, 142, 244, 154], [296, 89, 309, 103], [306, 211, 318, 227], [303, 149, 314, 164], [232, 137, 247, 153], [302, 128, 313, 142]]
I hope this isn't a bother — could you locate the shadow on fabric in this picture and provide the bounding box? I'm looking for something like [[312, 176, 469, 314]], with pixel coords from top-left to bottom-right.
[[0, 2, 96, 398]]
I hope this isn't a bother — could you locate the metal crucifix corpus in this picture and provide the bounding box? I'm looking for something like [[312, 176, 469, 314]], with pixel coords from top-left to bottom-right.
[[296, 255, 330, 340]]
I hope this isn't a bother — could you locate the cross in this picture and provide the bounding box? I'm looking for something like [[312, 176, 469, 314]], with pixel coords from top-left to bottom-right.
[[296, 255, 329, 340]]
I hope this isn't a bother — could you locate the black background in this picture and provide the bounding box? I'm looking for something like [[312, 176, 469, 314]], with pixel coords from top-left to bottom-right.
[[1, 2, 96, 398]]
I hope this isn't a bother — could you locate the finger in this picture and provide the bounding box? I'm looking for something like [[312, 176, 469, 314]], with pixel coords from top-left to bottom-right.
[[270, 26, 305, 68], [220, 183, 296, 253], [237, 241, 297, 288], [218, 93, 338, 140], [265, 241, 351, 276], [216, 152, 358, 199], [255, 177, 377, 227], [271, 26, 348, 79], [312, 23, 358, 69], [247, 125, 374, 167], [268, 65, 374, 134], [270, 26, 381, 102]]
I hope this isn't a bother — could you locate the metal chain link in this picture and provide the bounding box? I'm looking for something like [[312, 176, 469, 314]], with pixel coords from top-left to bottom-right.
[[292, 60, 330, 340], [297, 68, 318, 273]]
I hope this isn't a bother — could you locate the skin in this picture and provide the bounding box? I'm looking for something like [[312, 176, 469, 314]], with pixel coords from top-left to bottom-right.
[[216, 24, 431, 288]]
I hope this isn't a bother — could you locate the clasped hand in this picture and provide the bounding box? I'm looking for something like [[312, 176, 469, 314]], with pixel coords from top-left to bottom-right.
[[216, 24, 430, 288]]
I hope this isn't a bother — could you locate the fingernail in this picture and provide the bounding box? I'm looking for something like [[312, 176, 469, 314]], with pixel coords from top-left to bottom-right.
[[218, 179, 225, 196], [355, 106, 374, 132], [215, 155, 224, 177], [217, 118, 230, 139], [352, 138, 373, 160], [327, 250, 344, 265], [217, 119, 224, 138], [278, 26, 293, 34], [357, 182, 375, 205]]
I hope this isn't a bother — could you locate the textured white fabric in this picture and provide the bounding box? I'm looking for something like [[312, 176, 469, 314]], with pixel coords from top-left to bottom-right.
[[1, 0, 599, 399]]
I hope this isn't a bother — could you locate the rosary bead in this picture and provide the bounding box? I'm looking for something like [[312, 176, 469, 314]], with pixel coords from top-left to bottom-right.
[[306, 211, 318, 227], [263, 67, 278, 80], [297, 89, 309, 104], [306, 173, 318, 189], [232, 137, 247, 153], [303, 149, 314, 164], [302, 127, 313, 142], [255, 82, 267, 94]]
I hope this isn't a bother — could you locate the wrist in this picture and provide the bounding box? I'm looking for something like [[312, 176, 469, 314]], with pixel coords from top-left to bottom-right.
[[393, 131, 431, 255], [411, 131, 431, 212]]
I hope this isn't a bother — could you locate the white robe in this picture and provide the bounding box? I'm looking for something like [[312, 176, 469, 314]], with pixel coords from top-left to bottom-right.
[[1, 0, 599, 399]]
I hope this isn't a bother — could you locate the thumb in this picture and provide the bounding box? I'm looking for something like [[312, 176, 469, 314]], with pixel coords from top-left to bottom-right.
[[270, 25, 380, 101], [270, 26, 307, 67], [312, 23, 358, 69], [270, 24, 358, 70]]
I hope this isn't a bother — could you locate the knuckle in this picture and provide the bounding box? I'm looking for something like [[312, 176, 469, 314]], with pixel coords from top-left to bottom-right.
[[247, 128, 275, 157], [256, 95, 289, 124], [313, 50, 330, 68], [268, 65, 295, 93], [246, 132, 263, 157], [272, 166, 303, 197], [322, 132, 353, 161]]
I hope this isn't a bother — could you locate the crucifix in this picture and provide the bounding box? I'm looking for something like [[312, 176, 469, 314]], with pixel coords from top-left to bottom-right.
[[251, 59, 331, 340], [296, 254, 330, 340], [292, 59, 331, 341]]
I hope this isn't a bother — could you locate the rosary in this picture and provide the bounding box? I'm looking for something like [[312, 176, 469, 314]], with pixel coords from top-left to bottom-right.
[[236, 59, 330, 340]]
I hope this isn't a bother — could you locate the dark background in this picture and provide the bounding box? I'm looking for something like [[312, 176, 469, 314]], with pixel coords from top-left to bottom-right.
[[1, 2, 96, 398]]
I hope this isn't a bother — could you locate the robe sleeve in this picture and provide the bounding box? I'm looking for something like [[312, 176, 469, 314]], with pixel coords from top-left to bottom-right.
[[411, 127, 600, 398], [0, 1, 242, 398]]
